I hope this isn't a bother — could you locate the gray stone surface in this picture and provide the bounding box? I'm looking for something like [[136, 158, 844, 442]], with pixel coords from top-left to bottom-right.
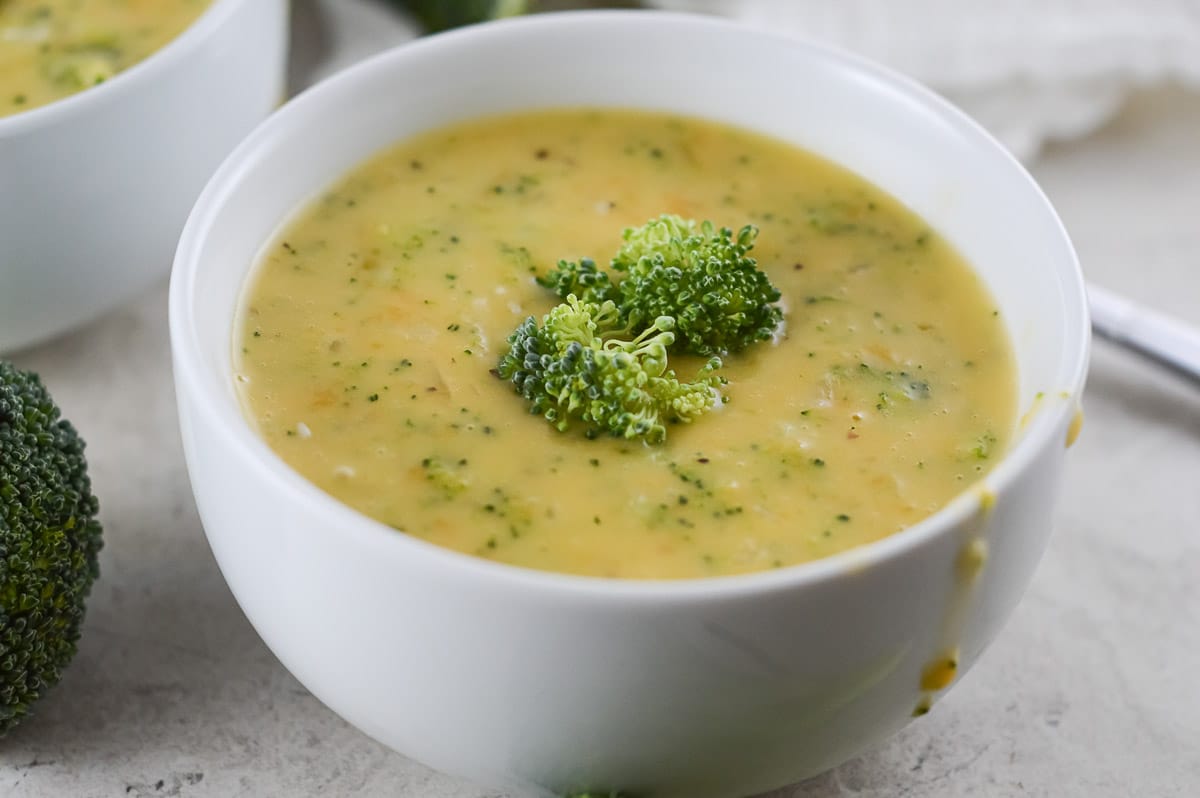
[[2, 4, 1199, 796]]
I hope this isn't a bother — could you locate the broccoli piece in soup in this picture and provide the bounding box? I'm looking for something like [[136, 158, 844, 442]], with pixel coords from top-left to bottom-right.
[[507, 215, 784, 442], [539, 215, 783, 356], [497, 296, 724, 444], [536, 256, 617, 306]]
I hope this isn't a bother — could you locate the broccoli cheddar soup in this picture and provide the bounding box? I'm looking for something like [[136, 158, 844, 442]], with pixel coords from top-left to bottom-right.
[[0, 0, 211, 117], [235, 110, 1017, 580]]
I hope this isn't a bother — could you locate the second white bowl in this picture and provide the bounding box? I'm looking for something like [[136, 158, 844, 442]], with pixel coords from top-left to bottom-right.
[[0, 0, 289, 353]]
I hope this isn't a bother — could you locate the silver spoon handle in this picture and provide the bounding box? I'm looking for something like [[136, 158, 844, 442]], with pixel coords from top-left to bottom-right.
[[1089, 282, 1200, 382]]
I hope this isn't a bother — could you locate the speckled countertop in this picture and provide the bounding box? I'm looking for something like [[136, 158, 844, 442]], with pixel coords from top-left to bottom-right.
[[3, 2, 1200, 796]]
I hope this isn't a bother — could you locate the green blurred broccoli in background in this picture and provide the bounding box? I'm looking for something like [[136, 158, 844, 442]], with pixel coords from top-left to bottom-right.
[[390, 0, 645, 32], [0, 361, 103, 735], [390, 0, 534, 32]]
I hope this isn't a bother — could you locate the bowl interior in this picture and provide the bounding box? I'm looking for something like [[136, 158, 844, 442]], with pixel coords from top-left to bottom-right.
[[0, 0, 252, 133], [172, 11, 1088, 581]]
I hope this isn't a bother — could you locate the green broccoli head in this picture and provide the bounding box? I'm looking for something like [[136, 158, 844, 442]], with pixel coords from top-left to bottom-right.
[[612, 216, 783, 356], [509, 215, 783, 442], [497, 296, 724, 444], [0, 361, 102, 735], [539, 215, 784, 356], [609, 213, 699, 270]]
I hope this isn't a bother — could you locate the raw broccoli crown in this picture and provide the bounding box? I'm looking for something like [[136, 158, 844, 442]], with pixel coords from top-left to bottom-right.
[[541, 216, 783, 356], [0, 361, 102, 735], [497, 297, 723, 444]]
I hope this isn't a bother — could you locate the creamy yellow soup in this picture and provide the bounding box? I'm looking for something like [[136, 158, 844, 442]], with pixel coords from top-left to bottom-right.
[[0, 0, 211, 117], [235, 110, 1016, 580]]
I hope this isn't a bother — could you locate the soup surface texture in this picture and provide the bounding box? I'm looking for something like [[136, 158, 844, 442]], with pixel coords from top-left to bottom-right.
[[235, 110, 1016, 580], [0, 0, 211, 117]]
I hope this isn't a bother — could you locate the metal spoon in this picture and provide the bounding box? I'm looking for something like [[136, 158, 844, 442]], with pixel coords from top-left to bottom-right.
[[1089, 282, 1200, 382]]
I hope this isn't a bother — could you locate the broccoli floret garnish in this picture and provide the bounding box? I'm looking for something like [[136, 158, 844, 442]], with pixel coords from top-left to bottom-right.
[[535, 257, 617, 305], [613, 216, 783, 355], [502, 215, 784, 442], [539, 215, 784, 356], [497, 296, 724, 444], [0, 361, 103, 735]]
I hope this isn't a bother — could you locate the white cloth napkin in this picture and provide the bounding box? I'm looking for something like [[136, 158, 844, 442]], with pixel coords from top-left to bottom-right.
[[648, 0, 1200, 159]]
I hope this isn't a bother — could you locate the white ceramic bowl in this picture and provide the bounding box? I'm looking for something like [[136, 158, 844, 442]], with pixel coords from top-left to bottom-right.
[[170, 12, 1089, 797], [0, 0, 289, 353]]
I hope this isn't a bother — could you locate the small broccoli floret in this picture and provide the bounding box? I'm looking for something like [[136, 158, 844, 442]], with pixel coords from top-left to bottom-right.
[[420, 456, 470, 497], [497, 296, 723, 443], [537, 215, 784, 356], [0, 361, 103, 735], [611, 216, 783, 356], [535, 257, 617, 306], [609, 213, 699, 270]]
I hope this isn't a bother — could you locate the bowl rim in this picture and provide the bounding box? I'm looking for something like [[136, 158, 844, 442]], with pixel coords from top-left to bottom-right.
[[0, 0, 251, 136], [170, 9, 1091, 603]]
